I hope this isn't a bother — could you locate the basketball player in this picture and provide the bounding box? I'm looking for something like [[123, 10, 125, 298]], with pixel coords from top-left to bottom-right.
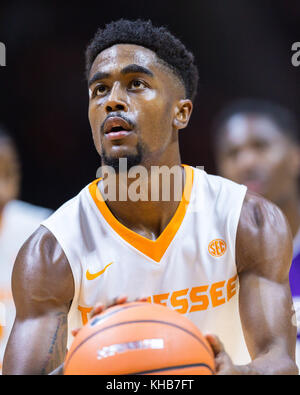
[[3, 20, 298, 375], [212, 99, 300, 369], [0, 126, 52, 373]]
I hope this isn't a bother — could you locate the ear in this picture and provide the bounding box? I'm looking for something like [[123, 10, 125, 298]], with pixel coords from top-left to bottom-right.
[[173, 99, 193, 131]]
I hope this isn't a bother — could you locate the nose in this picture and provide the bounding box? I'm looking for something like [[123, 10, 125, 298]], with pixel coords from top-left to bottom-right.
[[235, 148, 261, 178], [105, 83, 128, 113], [238, 148, 257, 167]]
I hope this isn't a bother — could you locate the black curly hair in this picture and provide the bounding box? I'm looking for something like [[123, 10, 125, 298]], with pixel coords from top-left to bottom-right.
[[85, 19, 199, 102], [213, 99, 300, 144]]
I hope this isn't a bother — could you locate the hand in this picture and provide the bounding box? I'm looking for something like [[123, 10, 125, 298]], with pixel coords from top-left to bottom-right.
[[205, 334, 242, 375], [71, 295, 148, 337]]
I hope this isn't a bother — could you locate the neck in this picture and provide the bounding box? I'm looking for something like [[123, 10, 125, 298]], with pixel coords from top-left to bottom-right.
[[99, 150, 184, 240]]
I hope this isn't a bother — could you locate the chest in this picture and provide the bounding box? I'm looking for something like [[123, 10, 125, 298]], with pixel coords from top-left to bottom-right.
[[79, 223, 236, 309]]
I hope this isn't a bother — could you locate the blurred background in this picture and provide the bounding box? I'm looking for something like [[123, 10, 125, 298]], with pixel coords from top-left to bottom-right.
[[0, 0, 299, 210]]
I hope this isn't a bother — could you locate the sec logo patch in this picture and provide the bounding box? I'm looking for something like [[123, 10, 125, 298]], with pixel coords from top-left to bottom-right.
[[208, 239, 227, 257]]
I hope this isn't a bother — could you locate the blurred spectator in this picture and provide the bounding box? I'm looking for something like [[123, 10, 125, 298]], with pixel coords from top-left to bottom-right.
[[212, 99, 300, 369], [0, 125, 52, 373]]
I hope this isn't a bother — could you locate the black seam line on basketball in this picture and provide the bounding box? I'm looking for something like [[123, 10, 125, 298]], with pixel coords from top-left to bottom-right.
[[65, 319, 213, 370], [90, 304, 145, 326], [127, 363, 215, 375], [68, 319, 213, 362], [64, 304, 145, 371]]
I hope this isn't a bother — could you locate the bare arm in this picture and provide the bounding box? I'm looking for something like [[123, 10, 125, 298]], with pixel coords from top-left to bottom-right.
[[207, 191, 298, 375], [3, 226, 74, 375], [237, 191, 298, 374]]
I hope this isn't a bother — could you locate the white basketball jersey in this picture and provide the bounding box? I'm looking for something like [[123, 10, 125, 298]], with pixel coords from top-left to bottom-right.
[[42, 166, 251, 365]]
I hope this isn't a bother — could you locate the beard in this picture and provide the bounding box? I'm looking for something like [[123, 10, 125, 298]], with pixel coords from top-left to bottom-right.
[[99, 112, 147, 173], [101, 141, 146, 173]]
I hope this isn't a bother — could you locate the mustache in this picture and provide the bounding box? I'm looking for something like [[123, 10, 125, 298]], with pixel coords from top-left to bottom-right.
[[100, 112, 135, 134]]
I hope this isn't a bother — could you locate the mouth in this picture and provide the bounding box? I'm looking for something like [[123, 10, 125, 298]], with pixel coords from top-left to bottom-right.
[[103, 117, 133, 141], [242, 176, 265, 193]]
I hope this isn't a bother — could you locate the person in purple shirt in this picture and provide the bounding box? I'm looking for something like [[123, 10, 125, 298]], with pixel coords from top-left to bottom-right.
[[213, 98, 300, 369]]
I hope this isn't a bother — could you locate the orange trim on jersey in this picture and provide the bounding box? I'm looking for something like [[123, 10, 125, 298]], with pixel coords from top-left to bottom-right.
[[89, 165, 194, 262], [78, 306, 93, 325]]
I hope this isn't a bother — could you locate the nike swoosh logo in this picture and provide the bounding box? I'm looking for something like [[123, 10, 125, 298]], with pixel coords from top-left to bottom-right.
[[86, 262, 114, 280]]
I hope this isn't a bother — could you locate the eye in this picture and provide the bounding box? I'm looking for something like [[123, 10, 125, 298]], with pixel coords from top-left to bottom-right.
[[93, 85, 108, 97], [253, 140, 269, 151], [226, 147, 240, 159], [129, 79, 147, 90]]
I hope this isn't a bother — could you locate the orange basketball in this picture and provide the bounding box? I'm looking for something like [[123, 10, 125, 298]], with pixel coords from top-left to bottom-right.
[[64, 302, 216, 375]]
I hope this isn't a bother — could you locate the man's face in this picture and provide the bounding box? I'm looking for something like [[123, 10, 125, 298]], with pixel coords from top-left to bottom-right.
[[0, 141, 19, 209], [88, 44, 190, 170], [216, 114, 300, 204]]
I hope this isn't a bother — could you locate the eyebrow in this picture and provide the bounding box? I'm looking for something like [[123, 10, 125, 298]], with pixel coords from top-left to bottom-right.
[[88, 64, 154, 87], [121, 64, 154, 77], [88, 71, 110, 88]]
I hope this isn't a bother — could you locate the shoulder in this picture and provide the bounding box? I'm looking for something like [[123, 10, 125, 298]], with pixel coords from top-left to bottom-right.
[[16, 225, 65, 262], [236, 190, 293, 279], [12, 225, 74, 315], [238, 190, 290, 239]]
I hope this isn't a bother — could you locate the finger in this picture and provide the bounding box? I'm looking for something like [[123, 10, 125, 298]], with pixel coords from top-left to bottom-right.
[[91, 296, 128, 318], [109, 295, 128, 308], [115, 295, 128, 304], [135, 296, 148, 302], [71, 328, 80, 337], [90, 302, 105, 318], [205, 334, 225, 356]]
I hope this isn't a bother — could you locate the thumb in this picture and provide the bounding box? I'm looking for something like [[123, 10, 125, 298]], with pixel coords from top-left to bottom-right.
[[205, 334, 225, 357]]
